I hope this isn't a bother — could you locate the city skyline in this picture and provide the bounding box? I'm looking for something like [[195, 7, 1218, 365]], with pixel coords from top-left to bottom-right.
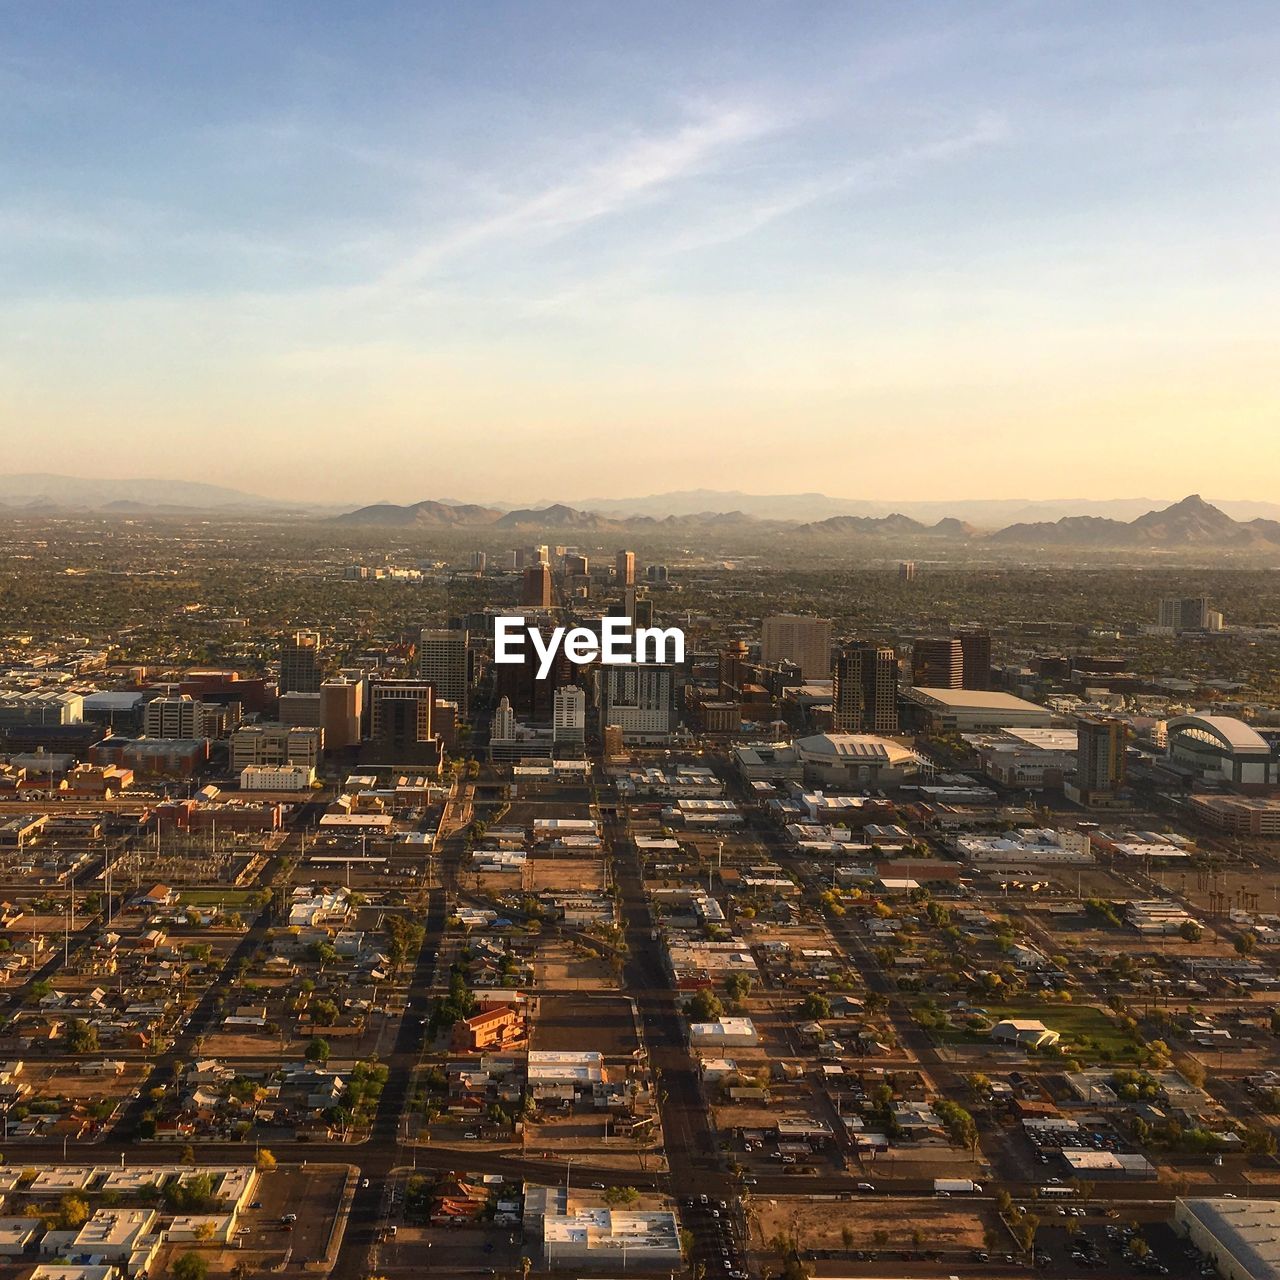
[[4, 2, 1279, 501]]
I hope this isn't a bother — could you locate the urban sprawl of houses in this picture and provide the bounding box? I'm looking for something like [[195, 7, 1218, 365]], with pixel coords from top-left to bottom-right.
[[0, 526, 1279, 1280]]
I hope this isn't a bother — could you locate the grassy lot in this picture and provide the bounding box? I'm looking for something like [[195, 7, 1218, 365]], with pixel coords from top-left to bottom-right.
[[934, 1000, 1141, 1059], [178, 889, 260, 908]]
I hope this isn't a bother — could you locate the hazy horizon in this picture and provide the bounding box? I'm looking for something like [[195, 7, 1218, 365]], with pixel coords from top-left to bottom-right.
[[4, 2, 1279, 502], [5, 470, 1280, 522]]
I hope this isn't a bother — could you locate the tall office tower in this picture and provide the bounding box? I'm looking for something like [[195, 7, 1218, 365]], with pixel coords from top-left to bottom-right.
[[419, 627, 470, 717], [469, 551, 487, 573], [957, 628, 992, 691], [1159, 596, 1215, 633], [512, 548, 526, 570], [533, 545, 550, 566], [646, 564, 669, 584], [492, 696, 516, 742], [278, 691, 323, 728], [494, 620, 573, 723], [1074, 715, 1127, 798], [280, 630, 322, 694], [911, 636, 963, 688], [564, 553, 589, 577], [832, 644, 899, 733], [598, 663, 675, 743], [521, 564, 552, 608], [718, 640, 752, 700], [631, 593, 654, 630], [761, 615, 833, 679], [553, 685, 586, 746], [143, 695, 223, 740], [367, 680, 435, 763], [432, 698, 458, 752], [898, 561, 917, 583], [615, 549, 636, 587], [320, 678, 362, 750]]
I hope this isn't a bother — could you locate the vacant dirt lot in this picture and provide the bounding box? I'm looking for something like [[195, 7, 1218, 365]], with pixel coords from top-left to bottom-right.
[[532, 992, 639, 1056], [753, 1194, 992, 1252]]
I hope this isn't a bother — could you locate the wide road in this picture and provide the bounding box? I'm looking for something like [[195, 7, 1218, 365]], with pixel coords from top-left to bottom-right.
[[602, 770, 749, 1277]]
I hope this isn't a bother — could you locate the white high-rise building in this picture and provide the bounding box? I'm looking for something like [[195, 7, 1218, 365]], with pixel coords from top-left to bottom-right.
[[598, 664, 675, 743], [492, 696, 516, 743], [553, 685, 586, 745]]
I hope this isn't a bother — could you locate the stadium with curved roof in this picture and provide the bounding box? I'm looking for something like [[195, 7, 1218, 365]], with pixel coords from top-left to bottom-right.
[[1166, 714, 1277, 788], [793, 733, 921, 787]]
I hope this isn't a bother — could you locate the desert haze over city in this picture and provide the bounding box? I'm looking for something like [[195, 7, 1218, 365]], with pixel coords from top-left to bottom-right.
[[3, 5, 1280, 1280]]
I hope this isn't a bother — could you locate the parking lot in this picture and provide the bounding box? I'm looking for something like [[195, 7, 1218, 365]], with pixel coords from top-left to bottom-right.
[[681, 1192, 748, 1279]]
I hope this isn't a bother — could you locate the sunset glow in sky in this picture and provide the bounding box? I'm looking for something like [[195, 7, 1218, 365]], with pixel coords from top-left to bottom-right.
[[3, 2, 1278, 502]]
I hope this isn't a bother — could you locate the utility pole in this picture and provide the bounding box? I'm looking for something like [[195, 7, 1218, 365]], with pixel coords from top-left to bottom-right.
[[65, 869, 75, 968]]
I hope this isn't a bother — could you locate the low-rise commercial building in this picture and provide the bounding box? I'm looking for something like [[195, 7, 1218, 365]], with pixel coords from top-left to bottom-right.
[[904, 687, 1053, 733], [1190, 794, 1280, 838], [1175, 1197, 1280, 1280], [239, 764, 315, 791]]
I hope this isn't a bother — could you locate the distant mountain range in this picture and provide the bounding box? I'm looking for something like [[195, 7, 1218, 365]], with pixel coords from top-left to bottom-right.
[[548, 488, 1280, 524], [3, 475, 1279, 552], [333, 492, 1280, 550], [0, 473, 319, 513], [987, 494, 1280, 549]]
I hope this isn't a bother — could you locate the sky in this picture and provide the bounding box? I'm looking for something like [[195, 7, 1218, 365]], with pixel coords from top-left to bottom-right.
[[2, 1, 1278, 505]]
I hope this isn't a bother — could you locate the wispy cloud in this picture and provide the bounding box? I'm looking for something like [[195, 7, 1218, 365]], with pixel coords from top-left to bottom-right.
[[0, 204, 131, 252], [378, 101, 787, 288], [531, 112, 1012, 315]]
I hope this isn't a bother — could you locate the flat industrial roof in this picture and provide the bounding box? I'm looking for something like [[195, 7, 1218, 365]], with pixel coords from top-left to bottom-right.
[[1179, 1198, 1280, 1280], [908, 688, 1049, 712]]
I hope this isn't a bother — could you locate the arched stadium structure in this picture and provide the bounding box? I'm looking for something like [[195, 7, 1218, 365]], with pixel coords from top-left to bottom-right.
[[1166, 714, 1277, 788]]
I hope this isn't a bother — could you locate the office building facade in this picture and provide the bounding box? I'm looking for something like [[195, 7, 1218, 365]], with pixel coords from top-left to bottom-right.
[[832, 644, 899, 733], [761, 615, 832, 680], [911, 636, 963, 688], [279, 630, 322, 694], [367, 680, 436, 764], [521, 564, 552, 608], [419, 627, 470, 717], [598, 663, 675, 743]]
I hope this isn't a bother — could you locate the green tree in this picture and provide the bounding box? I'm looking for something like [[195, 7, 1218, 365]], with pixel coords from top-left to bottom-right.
[[65, 1018, 99, 1053], [687, 989, 724, 1021], [306, 1036, 331, 1063], [172, 1252, 209, 1280], [310, 998, 340, 1026], [52, 1194, 90, 1230], [799, 992, 832, 1020], [602, 1186, 640, 1207]]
